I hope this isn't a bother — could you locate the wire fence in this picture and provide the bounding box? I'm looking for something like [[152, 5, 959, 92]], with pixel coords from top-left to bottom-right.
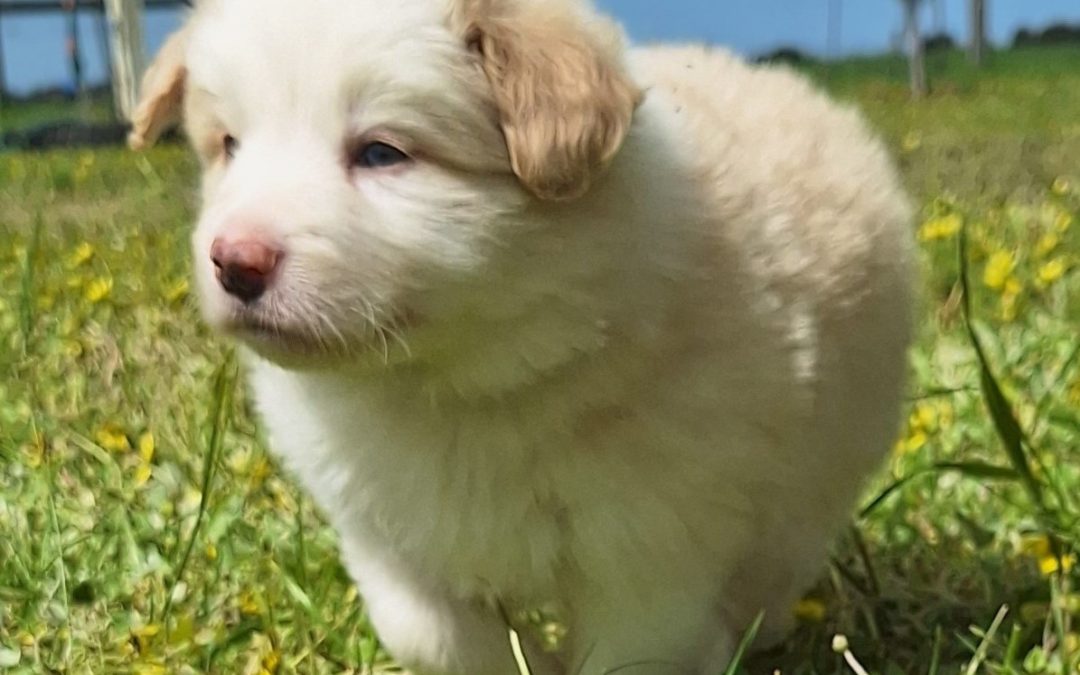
[[0, 0, 186, 101]]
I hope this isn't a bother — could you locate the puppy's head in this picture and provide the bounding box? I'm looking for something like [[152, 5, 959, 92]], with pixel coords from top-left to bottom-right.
[[134, 0, 641, 367]]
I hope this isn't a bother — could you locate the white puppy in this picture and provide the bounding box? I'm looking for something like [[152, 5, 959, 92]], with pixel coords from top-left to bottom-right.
[[133, 0, 913, 672]]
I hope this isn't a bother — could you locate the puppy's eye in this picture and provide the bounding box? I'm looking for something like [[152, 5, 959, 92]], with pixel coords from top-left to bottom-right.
[[223, 134, 239, 159], [352, 142, 409, 169]]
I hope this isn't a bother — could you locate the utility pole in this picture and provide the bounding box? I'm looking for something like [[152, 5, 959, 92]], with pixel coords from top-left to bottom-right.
[[903, 0, 928, 98], [0, 5, 7, 104], [969, 0, 987, 66], [104, 0, 147, 121]]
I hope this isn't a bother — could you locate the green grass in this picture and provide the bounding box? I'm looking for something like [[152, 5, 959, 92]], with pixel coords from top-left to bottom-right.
[[1, 46, 1079, 674], [0, 95, 114, 136]]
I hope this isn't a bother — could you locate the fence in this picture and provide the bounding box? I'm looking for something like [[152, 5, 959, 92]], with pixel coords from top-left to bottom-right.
[[0, 0, 186, 114]]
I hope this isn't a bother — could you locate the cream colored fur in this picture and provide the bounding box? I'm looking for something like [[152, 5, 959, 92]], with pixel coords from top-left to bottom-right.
[[135, 1, 913, 673]]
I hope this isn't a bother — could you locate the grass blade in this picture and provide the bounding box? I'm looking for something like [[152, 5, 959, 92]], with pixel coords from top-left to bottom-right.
[[964, 605, 1008, 675], [860, 461, 1019, 519], [928, 625, 943, 675], [18, 211, 43, 348], [508, 625, 533, 675], [163, 353, 238, 630], [956, 226, 1045, 509], [722, 611, 765, 675]]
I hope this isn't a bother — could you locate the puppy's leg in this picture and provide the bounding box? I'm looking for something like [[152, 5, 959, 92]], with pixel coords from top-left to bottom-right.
[[345, 546, 561, 675], [566, 584, 735, 675]]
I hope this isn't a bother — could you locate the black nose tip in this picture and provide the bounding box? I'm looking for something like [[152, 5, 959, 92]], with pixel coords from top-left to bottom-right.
[[216, 262, 269, 303]]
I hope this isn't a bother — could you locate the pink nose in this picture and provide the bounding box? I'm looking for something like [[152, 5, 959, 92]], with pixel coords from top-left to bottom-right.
[[210, 237, 283, 303]]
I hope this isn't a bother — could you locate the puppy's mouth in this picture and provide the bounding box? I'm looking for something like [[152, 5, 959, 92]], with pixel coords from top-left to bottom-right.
[[215, 301, 417, 368], [217, 308, 330, 361], [229, 313, 317, 350]]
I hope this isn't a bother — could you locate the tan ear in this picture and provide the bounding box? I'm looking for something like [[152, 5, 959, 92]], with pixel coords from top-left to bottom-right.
[[129, 26, 192, 150], [462, 1, 643, 200]]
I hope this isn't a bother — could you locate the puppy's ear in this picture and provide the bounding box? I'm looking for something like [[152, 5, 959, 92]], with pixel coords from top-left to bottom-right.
[[129, 25, 192, 150], [461, 1, 643, 201]]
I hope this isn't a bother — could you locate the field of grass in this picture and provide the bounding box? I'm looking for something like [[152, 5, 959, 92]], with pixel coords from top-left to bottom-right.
[[1, 46, 1079, 674], [0, 95, 114, 137]]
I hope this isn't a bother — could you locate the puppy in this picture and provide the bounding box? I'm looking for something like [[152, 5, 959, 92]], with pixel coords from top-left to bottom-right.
[[132, 0, 913, 672]]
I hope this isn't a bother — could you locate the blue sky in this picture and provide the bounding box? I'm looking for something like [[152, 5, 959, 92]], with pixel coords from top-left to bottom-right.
[[1, 0, 1078, 95]]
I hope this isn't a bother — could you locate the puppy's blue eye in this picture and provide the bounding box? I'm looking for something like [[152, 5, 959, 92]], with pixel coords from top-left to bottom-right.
[[353, 142, 409, 169]]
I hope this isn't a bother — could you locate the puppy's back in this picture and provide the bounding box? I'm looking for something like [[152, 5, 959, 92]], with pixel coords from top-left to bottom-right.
[[627, 46, 915, 640], [631, 45, 911, 310]]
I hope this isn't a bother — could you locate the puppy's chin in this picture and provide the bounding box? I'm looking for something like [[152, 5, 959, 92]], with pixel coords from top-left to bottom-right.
[[199, 288, 414, 373], [197, 300, 348, 371], [225, 321, 345, 371]]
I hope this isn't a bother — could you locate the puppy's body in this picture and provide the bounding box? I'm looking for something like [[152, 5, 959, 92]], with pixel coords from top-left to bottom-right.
[[135, 2, 912, 672]]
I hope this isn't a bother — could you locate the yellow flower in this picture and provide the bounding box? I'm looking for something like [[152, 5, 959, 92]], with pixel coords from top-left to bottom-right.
[[793, 597, 827, 622], [138, 432, 155, 463], [205, 544, 219, 561], [896, 430, 928, 455], [1036, 258, 1067, 288], [250, 457, 272, 489], [261, 649, 281, 674], [1051, 176, 1072, 196], [67, 242, 94, 269], [134, 464, 153, 487], [897, 400, 954, 457], [85, 277, 113, 303], [131, 624, 161, 654], [1054, 212, 1073, 233], [1035, 232, 1060, 257], [1020, 535, 1076, 576], [918, 214, 962, 242], [1038, 553, 1076, 577], [165, 278, 190, 303], [95, 424, 131, 452], [22, 433, 45, 469], [169, 615, 196, 645], [911, 402, 938, 431], [238, 591, 261, 616], [983, 251, 1016, 290], [1020, 534, 1053, 558], [901, 131, 922, 153]]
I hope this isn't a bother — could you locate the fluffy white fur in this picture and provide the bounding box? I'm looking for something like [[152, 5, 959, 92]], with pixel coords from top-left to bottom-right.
[[134, 0, 913, 672]]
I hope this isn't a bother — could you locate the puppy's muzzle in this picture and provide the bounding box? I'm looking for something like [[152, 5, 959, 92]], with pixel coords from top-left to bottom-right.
[[210, 237, 284, 303]]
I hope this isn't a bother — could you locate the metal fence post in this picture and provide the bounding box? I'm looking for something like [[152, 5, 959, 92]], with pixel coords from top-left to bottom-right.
[[103, 0, 145, 121], [0, 4, 8, 103]]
